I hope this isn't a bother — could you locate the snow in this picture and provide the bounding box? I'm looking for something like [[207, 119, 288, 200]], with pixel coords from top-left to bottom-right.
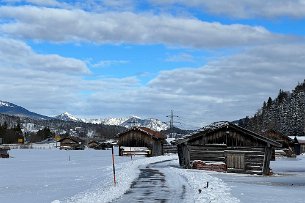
[[209, 155, 305, 203], [0, 100, 13, 107], [1, 148, 305, 203], [55, 112, 80, 122]]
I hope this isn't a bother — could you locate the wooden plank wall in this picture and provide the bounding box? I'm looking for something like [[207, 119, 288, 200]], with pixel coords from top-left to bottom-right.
[[118, 131, 163, 156], [186, 145, 268, 175], [191, 130, 266, 147]]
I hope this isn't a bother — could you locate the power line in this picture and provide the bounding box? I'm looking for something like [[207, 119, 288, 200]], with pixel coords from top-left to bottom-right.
[[166, 110, 179, 138]]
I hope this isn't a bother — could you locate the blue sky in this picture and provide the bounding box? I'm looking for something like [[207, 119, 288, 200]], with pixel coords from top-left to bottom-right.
[[1, 0, 305, 129]]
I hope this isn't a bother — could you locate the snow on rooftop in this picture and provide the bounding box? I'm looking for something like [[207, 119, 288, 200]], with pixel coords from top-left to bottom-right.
[[201, 121, 230, 131]]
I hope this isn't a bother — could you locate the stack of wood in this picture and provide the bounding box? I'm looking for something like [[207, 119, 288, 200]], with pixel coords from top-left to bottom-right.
[[0, 146, 10, 158], [192, 160, 227, 172]]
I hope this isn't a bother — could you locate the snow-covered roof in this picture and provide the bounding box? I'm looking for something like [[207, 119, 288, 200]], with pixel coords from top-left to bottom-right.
[[289, 136, 305, 143]]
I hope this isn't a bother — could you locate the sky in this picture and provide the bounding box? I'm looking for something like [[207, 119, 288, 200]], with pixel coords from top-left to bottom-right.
[[1, 0, 305, 129]]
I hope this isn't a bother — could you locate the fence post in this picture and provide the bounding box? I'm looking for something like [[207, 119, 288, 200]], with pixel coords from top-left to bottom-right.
[[112, 145, 116, 186]]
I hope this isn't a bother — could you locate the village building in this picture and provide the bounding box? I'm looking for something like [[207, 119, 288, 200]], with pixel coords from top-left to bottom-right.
[[58, 136, 85, 150], [261, 130, 296, 157], [117, 127, 165, 156], [87, 140, 100, 149], [288, 136, 305, 155], [176, 122, 281, 175], [87, 140, 113, 150]]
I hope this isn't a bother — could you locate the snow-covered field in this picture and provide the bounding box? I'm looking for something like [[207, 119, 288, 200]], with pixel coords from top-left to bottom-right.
[[1, 147, 305, 203]]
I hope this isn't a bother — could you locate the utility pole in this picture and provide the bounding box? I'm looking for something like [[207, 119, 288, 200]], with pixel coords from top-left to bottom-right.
[[166, 110, 179, 138]]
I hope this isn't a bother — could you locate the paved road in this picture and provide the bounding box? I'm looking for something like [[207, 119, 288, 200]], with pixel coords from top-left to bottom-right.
[[113, 159, 191, 203]]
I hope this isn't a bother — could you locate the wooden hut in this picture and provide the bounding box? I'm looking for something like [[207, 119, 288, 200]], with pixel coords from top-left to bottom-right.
[[0, 146, 10, 158], [289, 136, 305, 155], [87, 140, 113, 150], [177, 121, 281, 175], [117, 127, 165, 156], [58, 136, 85, 150], [262, 130, 295, 157]]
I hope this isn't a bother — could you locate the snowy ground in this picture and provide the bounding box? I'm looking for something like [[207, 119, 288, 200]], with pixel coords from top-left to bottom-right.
[[1, 148, 305, 203], [210, 155, 305, 203]]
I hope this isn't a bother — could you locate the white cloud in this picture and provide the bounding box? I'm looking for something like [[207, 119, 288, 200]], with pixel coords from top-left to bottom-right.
[[1, 39, 305, 128], [0, 38, 90, 74], [165, 53, 194, 62], [2, 0, 64, 7], [92, 60, 129, 68], [0, 6, 284, 48], [151, 0, 305, 19]]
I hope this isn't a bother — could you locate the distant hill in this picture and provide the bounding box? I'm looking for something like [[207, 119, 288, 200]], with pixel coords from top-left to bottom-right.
[[237, 80, 305, 136], [0, 100, 51, 120]]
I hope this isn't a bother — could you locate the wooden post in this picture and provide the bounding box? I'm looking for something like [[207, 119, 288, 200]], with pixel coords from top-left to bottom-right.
[[112, 145, 116, 186]]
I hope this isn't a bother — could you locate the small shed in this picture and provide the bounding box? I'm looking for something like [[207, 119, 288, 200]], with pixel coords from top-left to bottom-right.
[[289, 136, 305, 155], [58, 136, 85, 150], [117, 127, 165, 156], [87, 140, 100, 149], [87, 140, 113, 150], [0, 146, 10, 158], [177, 121, 281, 175], [262, 130, 295, 158]]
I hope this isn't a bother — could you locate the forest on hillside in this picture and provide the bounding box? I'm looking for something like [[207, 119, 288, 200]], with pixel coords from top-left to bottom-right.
[[239, 80, 305, 136]]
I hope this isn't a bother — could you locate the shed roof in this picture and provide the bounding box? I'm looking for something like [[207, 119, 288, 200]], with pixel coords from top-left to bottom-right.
[[289, 136, 305, 144], [177, 121, 281, 147], [58, 136, 84, 143], [118, 126, 165, 140]]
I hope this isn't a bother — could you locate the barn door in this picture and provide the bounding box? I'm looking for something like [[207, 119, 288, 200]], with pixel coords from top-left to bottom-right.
[[226, 153, 245, 172]]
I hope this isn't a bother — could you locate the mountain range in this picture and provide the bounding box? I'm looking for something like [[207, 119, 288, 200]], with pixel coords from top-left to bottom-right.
[[0, 101, 51, 120], [0, 100, 169, 131], [55, 112, 169, 131]]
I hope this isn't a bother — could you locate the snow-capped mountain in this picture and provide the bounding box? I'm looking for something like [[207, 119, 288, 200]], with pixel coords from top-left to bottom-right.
[[0, 100, 51, 120], [54, 113, 168, 131], [121, 117, 169, 131], [85, 116, 169, 131], [54, 112, 82, 122]]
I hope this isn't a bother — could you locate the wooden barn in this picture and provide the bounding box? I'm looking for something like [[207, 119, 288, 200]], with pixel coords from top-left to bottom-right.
[[177, 122, 281, 175], [262, 130, 295, 157], [289, 136, 305, 155], [117, 127, 165, 156], [87, 140, 100, 149], [58, 136, 85, 150], [87, 140, 113, 150]]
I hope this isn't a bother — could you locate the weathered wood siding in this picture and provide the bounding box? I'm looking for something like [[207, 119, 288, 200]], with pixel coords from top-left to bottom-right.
[[191, 130, 267, 147], [178, 126, 276, 175], [118, 131, 163, 156], [163, 144, 177, 154]]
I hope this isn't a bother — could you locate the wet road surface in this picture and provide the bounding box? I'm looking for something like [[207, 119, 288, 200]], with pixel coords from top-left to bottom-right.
[[113, 160, 190, 203]]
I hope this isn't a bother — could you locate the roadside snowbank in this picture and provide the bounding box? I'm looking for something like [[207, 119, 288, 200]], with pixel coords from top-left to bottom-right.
[[63, 155, 239, 203], [174, 167, 240, 203], [63, 155, 177, 203]]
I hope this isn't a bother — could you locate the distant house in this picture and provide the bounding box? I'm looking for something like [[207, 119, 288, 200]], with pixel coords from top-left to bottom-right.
[[117, 127, 165, 156], [87, 140, 113, 150], [289, 136, 305, 155], [58, 136, 85, 150], [262, 130, 295, 157], [87, 140, 100, 149], [177, 122, 281, 175], [0, 146, 10, 158]]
